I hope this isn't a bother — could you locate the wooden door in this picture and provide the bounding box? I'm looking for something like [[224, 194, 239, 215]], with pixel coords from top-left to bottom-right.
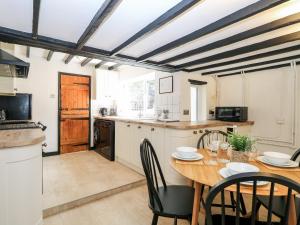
[[59, 73, 90, 154]]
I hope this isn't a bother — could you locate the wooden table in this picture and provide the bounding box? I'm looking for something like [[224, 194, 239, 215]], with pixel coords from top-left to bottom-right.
[[170, 149, 300, 225]]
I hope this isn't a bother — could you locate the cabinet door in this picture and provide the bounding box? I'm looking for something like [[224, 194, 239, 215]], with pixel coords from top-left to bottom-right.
[[115, 122, 131, 162], [131, 124, 149, 170], [148, 127, 165, 172]]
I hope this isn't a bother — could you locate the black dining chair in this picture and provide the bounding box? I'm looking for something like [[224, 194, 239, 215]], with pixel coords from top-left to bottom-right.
[[140, 138, 195, 225], [197, 130, 247, 215], [205, 172, 300, 225], [255, 148, 300, 221]]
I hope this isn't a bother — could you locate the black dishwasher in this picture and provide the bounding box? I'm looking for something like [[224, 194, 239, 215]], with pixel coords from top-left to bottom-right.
[[94, 119, 115, 161]]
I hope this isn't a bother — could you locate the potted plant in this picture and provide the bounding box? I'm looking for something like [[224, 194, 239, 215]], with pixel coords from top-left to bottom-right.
[[227, 133, 256, 162]]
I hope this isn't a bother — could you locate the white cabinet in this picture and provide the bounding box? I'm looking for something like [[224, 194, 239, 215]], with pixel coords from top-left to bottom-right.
[[0, 77, 16, 95], [0, 143, 43, 225], [96, 70, 119, 101]]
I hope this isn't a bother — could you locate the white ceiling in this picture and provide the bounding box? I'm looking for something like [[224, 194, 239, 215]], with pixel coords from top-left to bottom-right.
[[0, 0, 300, 71], [39, 0, 105, 42]]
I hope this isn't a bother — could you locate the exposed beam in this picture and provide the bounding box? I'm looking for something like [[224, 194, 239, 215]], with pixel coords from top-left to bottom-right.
[[77, 0, 121, 49], [63, 0, 121, 65], [217, 63, 292, 77], [26, 46, 30, 58], [108, 63, 121, 70], [47, 50, 54, 61], [159, 13, 300, 65], [95, 61, 106, 69], [137, 0, 289, 61], [32, 0, 41, 38], [187, 44, 300, 72], [110, 0, 199, 55], [0, 26, 177, 72], [81, 58, 93, 67], [64, 54, 74, 64], [202, 54, 300, 75], [177, 31, 300, 68]]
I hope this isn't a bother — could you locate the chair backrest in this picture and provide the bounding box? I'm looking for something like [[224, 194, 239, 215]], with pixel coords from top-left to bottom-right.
[[140, 138, 167, 212], [205, 172, 300, 225], [291, 148, 300, 162], [197, 130, 228, 149]]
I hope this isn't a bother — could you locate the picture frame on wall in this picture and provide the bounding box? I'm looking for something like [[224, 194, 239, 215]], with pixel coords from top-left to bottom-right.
[[159, 76, 173, 94]]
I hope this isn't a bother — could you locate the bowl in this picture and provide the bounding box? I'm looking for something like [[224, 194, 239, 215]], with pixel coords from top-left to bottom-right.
[[176, 147, 197, 158], [263, 151, 290, 165], [226, 162, 259, 175]]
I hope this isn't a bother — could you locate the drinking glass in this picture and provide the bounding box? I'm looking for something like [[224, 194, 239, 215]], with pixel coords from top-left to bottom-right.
[[217, 142, 230, 164], [208, 140, 220, 165]]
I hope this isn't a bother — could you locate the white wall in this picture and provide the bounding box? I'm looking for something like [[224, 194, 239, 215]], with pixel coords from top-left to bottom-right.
[[1, 44, 95, 153]]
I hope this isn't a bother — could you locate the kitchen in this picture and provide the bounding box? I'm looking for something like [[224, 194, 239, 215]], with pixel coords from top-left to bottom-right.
[[0, 0, 300, 225]]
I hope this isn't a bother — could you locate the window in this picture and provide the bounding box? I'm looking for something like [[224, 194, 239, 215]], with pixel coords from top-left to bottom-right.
[[190, 85, 207, 121], [118, 73, 155, 118]]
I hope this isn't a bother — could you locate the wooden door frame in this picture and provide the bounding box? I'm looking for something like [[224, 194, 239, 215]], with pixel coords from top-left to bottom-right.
[[57, 72, 92, 155]]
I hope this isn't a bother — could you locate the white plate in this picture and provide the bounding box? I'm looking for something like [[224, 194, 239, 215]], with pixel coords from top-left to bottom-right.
[[219, 168, 269, 186], [226, 162, 259, 175], [172, 152, 203, 161], [257, 156, 298, 168], [176, 146, 197, 153]]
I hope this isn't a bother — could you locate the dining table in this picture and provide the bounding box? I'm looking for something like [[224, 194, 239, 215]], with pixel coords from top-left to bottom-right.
[[170, 148, 300, 225]]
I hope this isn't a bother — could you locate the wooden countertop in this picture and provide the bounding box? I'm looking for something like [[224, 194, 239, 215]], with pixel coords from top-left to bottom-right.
[[94, 115, 254, 130], [0, 128, 45, 149]]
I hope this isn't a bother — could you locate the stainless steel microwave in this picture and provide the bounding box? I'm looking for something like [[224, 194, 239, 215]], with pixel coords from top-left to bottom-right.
[[215, 107, 248, 122]]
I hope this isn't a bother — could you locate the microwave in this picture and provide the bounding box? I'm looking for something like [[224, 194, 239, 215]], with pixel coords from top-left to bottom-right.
[[215, 107, 248, 122]]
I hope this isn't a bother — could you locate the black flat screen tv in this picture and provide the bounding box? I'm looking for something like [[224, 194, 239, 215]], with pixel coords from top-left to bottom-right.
[[0, 93, 32, 120]]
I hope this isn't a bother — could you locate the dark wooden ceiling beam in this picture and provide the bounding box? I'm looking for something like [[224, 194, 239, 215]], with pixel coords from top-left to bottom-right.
[[32, 0, 41, 39], [81, 58, 93, 67], [77, 0, 121, 49], [95, 61, 106, 69], [108, 63, 121, 70], [187, 44, 300, 72], [159, 13, 300, 65], [217, 63, 293, 77], [0, 26, 177, 72], [177, 31, 300, 68], [202, 54, 300, 75], [110, 0, 199, 55], [47, 50, 54, 61], [63, 0, 121, 65], [137, 0, 289, 61], [26, 46, 30, 58]]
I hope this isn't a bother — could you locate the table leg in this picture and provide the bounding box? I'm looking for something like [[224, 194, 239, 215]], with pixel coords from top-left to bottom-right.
[[191, 182, 203, 225], [288, 196, 297, 225]]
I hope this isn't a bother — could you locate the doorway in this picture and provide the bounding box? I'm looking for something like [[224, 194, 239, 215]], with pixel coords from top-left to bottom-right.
[[58, 73, 91, 154]]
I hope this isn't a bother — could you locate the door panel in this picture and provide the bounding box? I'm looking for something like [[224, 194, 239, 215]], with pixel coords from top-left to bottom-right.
[[59, 74, 90, 154]]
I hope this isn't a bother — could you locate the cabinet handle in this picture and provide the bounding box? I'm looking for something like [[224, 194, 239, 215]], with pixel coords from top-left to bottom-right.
[[138, 126, 141, 129], [193, 131, 197, 134], [127, 124, 130, 127], [199, 129, 203, 133], [151, 128, 155, 131]]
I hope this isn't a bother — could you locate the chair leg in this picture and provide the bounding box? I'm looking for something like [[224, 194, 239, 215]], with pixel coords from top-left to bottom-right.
[[240, 194, 247, 215], [174, 217, 177, 225], [230, 191, 235, 212], [151, 214, 158, 225]]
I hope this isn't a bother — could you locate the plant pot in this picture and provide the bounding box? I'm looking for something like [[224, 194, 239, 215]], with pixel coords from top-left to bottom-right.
[[228, 149, 249, 162]]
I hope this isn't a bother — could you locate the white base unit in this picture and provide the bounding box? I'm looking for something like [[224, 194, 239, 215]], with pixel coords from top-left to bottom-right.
[[115, 121, 252, 184], [0, 143, 43, 225]]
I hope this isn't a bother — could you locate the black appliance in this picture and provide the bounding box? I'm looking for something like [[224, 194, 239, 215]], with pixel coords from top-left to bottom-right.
[[0, 93, 32, 120], [215, 107, 248, 122], [94, 119, 115, 161], [0, 121, 39, 130], [0, 49, 30, 78], [99, 107, 108, 116]]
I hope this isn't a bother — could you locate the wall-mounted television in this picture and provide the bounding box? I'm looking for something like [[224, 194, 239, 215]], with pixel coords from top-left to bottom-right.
[[0, 93, 32, 120]]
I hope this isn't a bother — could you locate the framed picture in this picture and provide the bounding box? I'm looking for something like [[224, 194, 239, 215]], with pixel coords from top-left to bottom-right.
[[159, 76, 173, 94]]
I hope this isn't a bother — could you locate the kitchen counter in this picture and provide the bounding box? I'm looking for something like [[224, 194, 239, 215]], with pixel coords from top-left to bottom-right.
[[0, 128, 45, 149], [94, 115, 254, 130]]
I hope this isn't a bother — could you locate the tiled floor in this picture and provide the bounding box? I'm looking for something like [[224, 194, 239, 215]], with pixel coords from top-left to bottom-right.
[[43, 184, 273, 225], [43, 151, 145, 211]]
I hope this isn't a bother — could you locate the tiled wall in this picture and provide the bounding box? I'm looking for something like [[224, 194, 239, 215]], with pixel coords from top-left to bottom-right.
[[155, 72, 181, 120]]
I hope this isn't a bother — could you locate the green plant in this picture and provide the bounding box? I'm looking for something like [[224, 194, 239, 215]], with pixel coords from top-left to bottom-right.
[[228, 133, 255, 152]]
